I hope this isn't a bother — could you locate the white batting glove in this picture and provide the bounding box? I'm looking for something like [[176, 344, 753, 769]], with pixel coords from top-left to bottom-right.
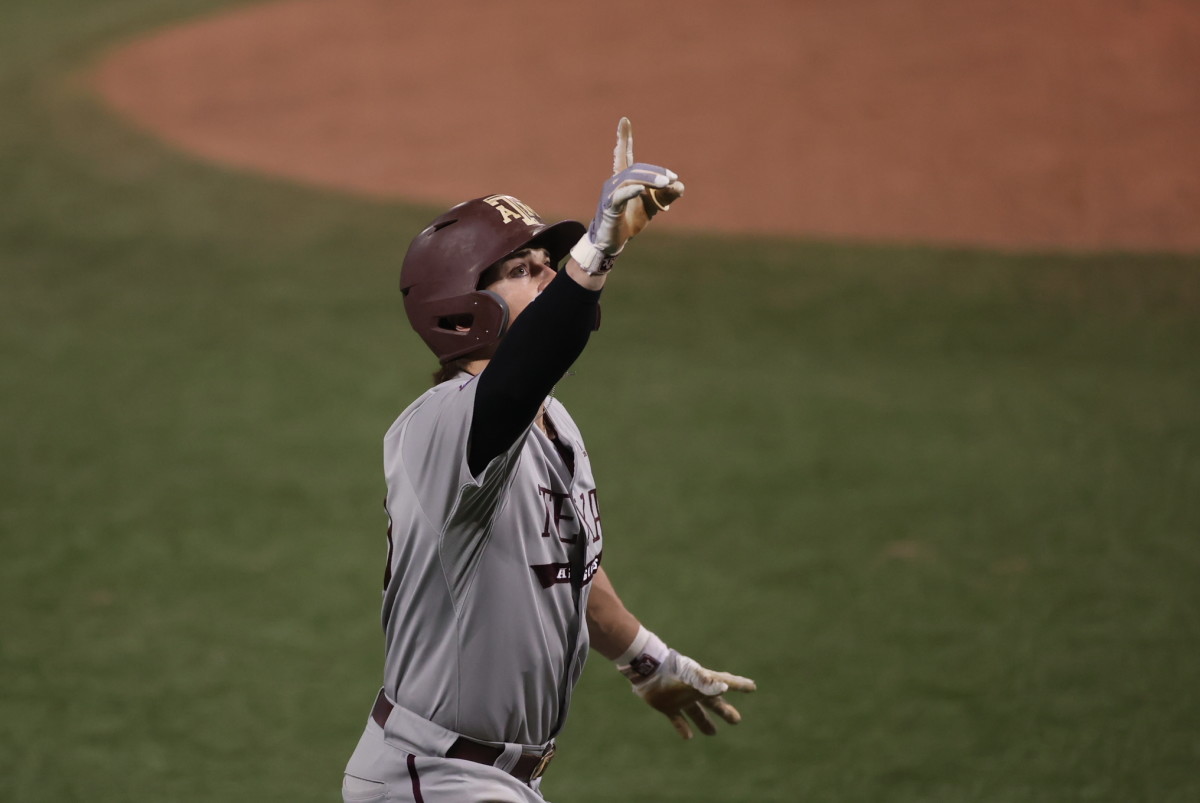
[[617, 627, 756, 740], [570, 117, 686, 275]]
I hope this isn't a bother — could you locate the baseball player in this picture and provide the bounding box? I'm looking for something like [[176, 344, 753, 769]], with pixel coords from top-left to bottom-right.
[[341, 118, 755, 803]]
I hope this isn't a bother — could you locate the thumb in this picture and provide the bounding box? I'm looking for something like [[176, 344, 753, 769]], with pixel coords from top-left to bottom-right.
[[642, 180, 685, 218]]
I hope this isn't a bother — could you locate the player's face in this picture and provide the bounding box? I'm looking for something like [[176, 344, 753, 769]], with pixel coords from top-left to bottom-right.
[[479, 247, 556, 322]]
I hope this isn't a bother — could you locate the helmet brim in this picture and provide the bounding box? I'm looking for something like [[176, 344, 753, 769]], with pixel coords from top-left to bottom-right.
[[521, 219, 587, 269]]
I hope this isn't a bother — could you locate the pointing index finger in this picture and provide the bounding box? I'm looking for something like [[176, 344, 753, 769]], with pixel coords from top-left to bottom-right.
[[613, 117, 633, 175], [708, 671, 757, 693]]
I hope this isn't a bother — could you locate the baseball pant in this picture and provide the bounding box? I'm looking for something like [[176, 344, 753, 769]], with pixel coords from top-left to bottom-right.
[[342, 698, 549, 803]]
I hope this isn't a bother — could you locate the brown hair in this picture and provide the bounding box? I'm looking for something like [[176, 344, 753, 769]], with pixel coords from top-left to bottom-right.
[[432, 359, 472, 385]]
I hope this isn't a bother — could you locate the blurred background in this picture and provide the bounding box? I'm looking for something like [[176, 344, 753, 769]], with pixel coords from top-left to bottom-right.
[[2, 1, 1198, 801]]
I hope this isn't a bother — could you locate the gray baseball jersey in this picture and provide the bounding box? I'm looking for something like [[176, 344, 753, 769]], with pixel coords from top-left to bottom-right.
[[379, 371, 603, 747]]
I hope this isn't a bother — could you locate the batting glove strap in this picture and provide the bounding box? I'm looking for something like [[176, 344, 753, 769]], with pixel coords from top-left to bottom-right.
[[616, 626, 670, 682], [570, 235, 621, 276]]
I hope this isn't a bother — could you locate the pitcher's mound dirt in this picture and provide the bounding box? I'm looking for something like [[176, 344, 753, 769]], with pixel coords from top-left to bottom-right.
[[92, 0, 1200, 253]]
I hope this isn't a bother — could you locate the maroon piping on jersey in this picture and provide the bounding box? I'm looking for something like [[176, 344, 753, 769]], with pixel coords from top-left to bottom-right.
[[382, 497, 395, 591], [406, 754, 425, 803]]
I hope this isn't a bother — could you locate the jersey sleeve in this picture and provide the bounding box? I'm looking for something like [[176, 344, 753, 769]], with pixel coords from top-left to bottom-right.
[[397, 375, 529, 530]]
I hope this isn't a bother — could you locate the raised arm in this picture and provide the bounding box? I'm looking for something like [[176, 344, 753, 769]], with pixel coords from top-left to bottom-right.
[[468, 269, 601, 476], [467, 118, 685, 474]]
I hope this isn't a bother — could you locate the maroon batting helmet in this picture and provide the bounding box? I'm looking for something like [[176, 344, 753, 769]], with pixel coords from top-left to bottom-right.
[[400, 195, 586, 363]]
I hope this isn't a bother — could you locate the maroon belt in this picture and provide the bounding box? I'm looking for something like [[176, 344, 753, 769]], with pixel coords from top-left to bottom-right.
[[371, 690, 555, 784]]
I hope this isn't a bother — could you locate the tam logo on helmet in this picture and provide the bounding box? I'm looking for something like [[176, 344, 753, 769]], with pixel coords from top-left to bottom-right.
[[482, 195, 542, 227]]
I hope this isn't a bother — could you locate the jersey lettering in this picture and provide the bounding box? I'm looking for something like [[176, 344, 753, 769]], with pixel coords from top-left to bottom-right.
[[538, 485, 577, 543], [539, 484, 604, 546], [582, 488, 602, 543], [530, 551, 603, 589]]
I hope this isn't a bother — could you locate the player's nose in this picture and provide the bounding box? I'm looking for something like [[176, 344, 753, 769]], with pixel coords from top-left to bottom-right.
[[535, 263, 555, 292]]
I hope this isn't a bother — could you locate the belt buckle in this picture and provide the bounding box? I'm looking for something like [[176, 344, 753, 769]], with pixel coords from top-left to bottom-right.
[[529, 743, 556, 781]]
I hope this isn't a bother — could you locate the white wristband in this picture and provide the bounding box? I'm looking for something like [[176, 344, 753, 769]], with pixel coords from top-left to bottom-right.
[[570, 236, 620, 276], [616, 626, 669, 679]]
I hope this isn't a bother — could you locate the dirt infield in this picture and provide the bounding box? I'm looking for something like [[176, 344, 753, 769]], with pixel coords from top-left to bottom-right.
[[92, 0, 1200, 253]]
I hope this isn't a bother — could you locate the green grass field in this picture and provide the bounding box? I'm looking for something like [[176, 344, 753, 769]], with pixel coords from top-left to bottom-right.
[[3, 2, 1199, 801]]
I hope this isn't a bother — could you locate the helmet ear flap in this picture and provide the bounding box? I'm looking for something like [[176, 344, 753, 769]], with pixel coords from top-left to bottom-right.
[[411, 290, 510, 364], [478, 290, 510, 338]]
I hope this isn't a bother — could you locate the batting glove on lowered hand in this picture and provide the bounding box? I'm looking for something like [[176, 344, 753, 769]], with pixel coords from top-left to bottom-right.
[[571, 117, 685, 275], [617, 627, 756, 740]]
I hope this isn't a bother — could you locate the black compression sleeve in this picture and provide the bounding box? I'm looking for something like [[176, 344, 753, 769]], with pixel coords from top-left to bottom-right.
[[468, 271, 601, 476]]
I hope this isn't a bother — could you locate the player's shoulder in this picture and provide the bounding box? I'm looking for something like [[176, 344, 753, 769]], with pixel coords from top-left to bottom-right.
[[427, 371, 479, 406], [387, 372, 479, 434], [415, 371, 479, 407]]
